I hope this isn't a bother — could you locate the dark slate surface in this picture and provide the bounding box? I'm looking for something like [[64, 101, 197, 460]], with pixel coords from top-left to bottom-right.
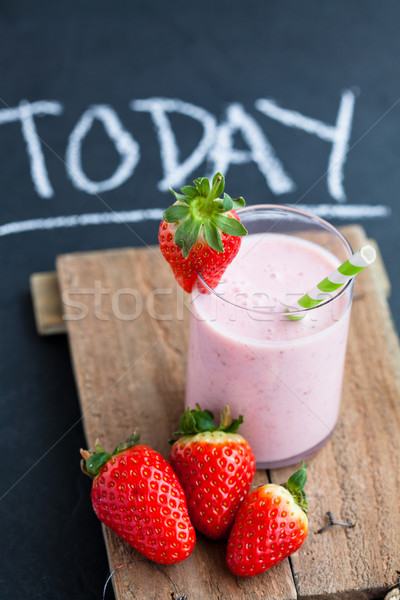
[[0, 1, 399, 598]]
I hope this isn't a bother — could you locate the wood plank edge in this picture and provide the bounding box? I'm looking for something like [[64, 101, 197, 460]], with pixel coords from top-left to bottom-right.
[[30, 271, 66, 335], [366, 238, 391, 299]]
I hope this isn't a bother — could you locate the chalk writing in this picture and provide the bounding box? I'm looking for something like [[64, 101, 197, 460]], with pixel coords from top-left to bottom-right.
[[255, 90, 355, 201], [0, 204, 390, 238], [0, 91, 355, 201], [131, 98, 216, 191], [209, 102, 294, 195], [0, 99, 63, 198], [66, 105, 140, 194]]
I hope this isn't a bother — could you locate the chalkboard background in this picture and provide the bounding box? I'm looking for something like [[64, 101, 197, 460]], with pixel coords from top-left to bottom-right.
[[0, 1, 399, 598]]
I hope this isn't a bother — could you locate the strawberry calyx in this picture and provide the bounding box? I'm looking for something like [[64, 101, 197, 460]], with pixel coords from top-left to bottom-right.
[[80, 429, 141, 478], [172, 403, 244, 438], [163, 172, 247, 257], [283, 461, 308, 514]]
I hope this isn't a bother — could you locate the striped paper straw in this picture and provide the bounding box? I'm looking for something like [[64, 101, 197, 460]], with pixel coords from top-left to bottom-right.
[[288, 245, 376, 320]]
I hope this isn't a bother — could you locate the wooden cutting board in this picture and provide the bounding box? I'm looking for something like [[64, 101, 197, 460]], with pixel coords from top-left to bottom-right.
[[31, 225, 400, 599]]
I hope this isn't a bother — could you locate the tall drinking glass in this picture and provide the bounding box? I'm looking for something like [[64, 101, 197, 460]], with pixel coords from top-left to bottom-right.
[[184, 205, 354, 468]]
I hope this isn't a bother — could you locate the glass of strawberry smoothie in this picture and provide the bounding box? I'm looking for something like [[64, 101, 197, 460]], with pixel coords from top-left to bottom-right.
[[184, 205, 354, 469]]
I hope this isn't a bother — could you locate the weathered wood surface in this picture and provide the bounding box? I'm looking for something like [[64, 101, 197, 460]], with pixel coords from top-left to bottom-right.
[[56, 245, 296, 600], [53, 225, 400, 599], [273, 226, 400, 600], [30, 271, 65, 335]]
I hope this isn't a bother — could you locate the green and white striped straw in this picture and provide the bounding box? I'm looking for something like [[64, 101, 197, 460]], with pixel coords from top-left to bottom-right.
[[288, 245, 376, 320]]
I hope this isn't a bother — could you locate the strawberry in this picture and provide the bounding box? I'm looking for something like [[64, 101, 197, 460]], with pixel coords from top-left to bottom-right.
[[159, 172, 247, 292], [169, 404, 256, 540], [226, 462, 309, 577], [80, 430, 195, 565]]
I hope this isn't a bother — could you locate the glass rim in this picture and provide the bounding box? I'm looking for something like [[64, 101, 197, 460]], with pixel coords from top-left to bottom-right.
[[197, 203, 354, 316]]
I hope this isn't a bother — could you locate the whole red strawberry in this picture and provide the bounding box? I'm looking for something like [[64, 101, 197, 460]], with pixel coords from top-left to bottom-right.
[[80, 431, 195, 565], [159, 172, 247, 292], [226, 463, 308, 577], [169, 405, 256, 540]]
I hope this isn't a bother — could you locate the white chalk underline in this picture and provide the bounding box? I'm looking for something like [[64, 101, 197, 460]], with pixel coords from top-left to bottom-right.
[[0, 204, 390, 238]]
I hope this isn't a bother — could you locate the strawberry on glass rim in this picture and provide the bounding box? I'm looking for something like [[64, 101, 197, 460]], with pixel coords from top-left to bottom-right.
[[158, 172, 247, 292]]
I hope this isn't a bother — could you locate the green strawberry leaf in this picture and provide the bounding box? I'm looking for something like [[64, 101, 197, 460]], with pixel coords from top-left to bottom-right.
[[174, 405, 217, 437], [222, 414, 244, 433], [86, 451, 112, 476], [210, 172, 225, 199], [174, 216, 202, 257], [285, 461, 308, 513], [194, 410, 216, 431], [219, 404, 244, 433], [212, 214, 248, 237], [220, 193, 234, 212], [204, 221, 224, 253], [81, 431, 141, 478], [287, 461, 307, 492], [112, 430, 141, 455], [172, 404, 245, 440], [201, 407, 215, 420], [212, 172, 222, 186], [170, 189, 190, 204], [231, 196, 246, 209], [163, 204, 190, 223], [194, 177, 210, 197], [180, 185, 198, 198], [178, 407, 197, 433]]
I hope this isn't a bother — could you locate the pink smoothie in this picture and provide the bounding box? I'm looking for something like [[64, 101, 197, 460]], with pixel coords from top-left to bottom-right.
[[184, 232, 352, 467]]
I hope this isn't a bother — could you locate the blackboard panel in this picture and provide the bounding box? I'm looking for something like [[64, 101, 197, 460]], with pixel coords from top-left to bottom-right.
[[0, 2, 399, 598]]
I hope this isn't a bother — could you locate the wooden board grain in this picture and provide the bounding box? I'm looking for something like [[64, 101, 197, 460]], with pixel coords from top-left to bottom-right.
[[54, 226, 400, 599], [272, 226, 400, 600], [30, 271, 65, 335], [56, 244, 296, 600]]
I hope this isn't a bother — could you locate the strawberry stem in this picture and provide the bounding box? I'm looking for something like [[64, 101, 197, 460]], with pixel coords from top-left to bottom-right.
[[204, 173, 224, 212], [218, 404, 244, 433]]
